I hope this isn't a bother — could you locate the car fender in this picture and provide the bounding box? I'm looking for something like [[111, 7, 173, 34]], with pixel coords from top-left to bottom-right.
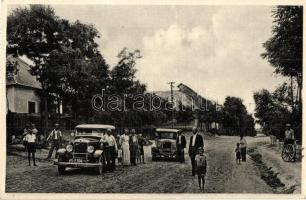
[[93, 149, 103, 158], [57, 148, 66, 156]]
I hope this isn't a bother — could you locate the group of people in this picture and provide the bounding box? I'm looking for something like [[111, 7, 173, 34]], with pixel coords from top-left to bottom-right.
[[100, 128, 146, 172], [188, 127, 207, 190]]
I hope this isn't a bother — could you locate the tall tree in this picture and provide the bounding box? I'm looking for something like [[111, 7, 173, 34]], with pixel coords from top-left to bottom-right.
[[222, 96, 255, 136], [261, 6, 303, 128]]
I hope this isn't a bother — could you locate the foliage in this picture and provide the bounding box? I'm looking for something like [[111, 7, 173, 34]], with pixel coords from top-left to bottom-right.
[[7, 5, 110, 123], [260, 6, 302, 139], [222, 96, 255, 136], [262, 6, 302, 78], [261, 6, 302, 123], [254, 88, 291, 139]]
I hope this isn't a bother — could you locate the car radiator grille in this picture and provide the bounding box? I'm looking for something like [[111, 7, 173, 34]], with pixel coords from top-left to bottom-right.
[[74, 143, 87, 153], [163, 142, 172, 149]]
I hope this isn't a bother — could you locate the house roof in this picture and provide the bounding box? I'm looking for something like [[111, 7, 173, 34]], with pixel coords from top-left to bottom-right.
[[6, 55, 42, 89]]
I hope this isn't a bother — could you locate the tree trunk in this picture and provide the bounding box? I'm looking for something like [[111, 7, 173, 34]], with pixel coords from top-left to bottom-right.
[[290, 75, 295, 111], [44, 98, 48, 136]]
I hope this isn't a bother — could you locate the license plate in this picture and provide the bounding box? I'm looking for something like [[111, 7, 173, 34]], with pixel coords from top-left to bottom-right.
[[73, 158, 83, 163]]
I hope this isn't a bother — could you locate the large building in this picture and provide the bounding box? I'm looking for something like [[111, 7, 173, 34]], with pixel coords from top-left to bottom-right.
[[6, 55, 41, 114], [153, 83, 222, 131]]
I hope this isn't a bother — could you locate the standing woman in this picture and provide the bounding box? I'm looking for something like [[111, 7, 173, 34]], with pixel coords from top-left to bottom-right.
[[25, 129, 37, 166], [120, 128, 130, 166], [240, 135, 247, 162]]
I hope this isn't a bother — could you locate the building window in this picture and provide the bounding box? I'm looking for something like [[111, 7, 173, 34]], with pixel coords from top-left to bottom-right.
[[28, 101, 35, 114]]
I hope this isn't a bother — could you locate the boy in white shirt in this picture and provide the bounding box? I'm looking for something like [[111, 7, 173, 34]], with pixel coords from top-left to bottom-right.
[[25, 130, 37, 166]]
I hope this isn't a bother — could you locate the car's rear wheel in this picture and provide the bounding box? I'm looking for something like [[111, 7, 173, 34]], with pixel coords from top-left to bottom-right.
[[58, 166, 66, 175], [152, 154, 157, 161], [96, 156, 103, 175]]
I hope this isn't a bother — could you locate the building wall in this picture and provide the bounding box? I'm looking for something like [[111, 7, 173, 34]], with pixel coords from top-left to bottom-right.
[[7, 86, 40, 114]]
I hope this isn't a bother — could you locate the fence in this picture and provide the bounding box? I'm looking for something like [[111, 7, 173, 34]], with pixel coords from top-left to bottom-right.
[[6, 112, 79, 142]]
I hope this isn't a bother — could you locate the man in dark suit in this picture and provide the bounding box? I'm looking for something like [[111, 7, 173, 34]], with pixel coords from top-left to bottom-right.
[[189, 127, 204, 176], [176, 131, 186, 163], [129, 129, 138, 166]]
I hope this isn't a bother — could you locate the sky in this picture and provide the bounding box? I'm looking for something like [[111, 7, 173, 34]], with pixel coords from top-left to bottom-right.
[[8, 5, 286, 114]]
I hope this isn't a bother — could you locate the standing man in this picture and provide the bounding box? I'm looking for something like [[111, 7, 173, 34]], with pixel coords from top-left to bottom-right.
[[103, 129, 118, 172], [284, 123, 296, 160], [176, 131, 186, 163], [189, 127, 204, 176], [46, 123, 62, 160], [138, 133, 145, 164], [129, 129, 138, 166], [284, 123, 295, 144]]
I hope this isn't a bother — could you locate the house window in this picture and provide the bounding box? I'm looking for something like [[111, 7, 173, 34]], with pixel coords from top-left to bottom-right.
[[28, 101, 36, 114]]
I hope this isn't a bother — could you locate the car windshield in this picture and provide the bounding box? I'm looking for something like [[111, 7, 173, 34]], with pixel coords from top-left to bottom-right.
[[156, 132, 176, 139], [75, 128, 108, 136]]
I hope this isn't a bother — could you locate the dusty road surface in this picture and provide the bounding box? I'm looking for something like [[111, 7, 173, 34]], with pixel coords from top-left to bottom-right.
[[6, 133, 297, 193]]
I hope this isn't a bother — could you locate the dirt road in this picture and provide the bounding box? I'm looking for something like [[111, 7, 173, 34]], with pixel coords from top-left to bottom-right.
[[6, 134, 281, 193]]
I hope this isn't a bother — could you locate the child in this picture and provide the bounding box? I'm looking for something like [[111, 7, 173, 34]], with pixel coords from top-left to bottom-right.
[[195, 147, 207, 190], [117, 148, 123, 165], [235, 143, 241, 164]]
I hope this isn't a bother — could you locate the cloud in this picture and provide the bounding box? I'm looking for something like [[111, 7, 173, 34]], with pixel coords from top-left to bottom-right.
[[37, 5, 286, 113], [135, 7, 285, 113]]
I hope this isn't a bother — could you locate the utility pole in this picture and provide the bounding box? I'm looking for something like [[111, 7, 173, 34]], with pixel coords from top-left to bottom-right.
[[168, 82, 175, 128]]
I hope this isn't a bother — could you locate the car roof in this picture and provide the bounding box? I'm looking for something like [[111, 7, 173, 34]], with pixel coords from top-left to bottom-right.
[[75, 124, 115, 129], [156, 128, 181, 133]]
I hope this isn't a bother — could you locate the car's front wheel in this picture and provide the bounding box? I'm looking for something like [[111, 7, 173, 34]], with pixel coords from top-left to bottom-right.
[[95, 156, 103, 175]]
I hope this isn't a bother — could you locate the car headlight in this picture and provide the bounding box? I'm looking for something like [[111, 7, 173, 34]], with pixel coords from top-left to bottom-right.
[[87, 145, 95, 153], [66, 145, 73, 152]]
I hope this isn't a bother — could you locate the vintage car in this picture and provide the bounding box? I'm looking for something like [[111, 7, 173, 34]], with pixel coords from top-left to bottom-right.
[[151, 128, 181, 161], [54, 124, 115, 175]]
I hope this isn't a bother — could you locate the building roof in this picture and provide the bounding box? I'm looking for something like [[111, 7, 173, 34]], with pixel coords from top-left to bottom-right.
[[75, 124, 116, 129], [156, 128, 181, 133], [6, 55, 42, 89]]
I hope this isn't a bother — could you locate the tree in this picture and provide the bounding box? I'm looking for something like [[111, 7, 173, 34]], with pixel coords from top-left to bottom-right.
[[7, 5, 66, 131], [254, 88, 291, 139], [110, 48, 145, 95], [222, 96, 255, 136], [44, 46, 109, 122], [7, 5, 110, 126], [261, 6, 303, 129]]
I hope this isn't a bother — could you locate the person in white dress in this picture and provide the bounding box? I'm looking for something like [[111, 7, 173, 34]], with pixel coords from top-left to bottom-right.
[[120, 128, 130, 166]]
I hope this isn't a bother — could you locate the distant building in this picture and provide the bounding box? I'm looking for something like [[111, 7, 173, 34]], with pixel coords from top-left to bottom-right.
[[153, 83, 222, 132], [6, 55, 41, 114]]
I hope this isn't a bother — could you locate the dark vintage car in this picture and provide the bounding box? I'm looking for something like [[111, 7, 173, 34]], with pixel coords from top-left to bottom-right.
[[54, 124, 115, 175], [151, 128, 181, 161]]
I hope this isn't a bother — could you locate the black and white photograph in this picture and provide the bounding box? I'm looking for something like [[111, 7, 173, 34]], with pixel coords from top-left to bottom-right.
[[2, 1, 304, 197]]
